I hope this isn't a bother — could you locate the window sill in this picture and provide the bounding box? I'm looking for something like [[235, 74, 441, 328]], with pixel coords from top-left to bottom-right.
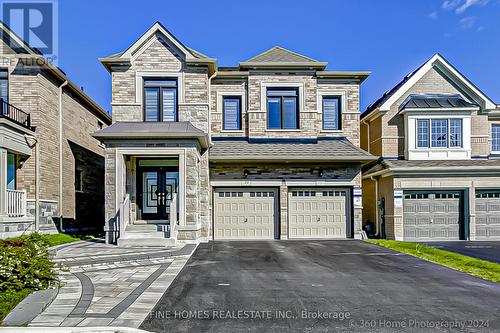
[[265, 129, 301, 132], [320, 129, 343, 133], [221, 130, 244, 133]]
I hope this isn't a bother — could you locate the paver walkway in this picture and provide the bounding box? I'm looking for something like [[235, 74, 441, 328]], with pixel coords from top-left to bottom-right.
[[30, 239, 196, 328]]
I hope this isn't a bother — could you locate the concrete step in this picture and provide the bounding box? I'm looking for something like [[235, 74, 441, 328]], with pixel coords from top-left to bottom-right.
[[126, 224, 169, 232], [117, 237, 176, 247], [135, 219, 169, 225], [121, 230, 167, 239]]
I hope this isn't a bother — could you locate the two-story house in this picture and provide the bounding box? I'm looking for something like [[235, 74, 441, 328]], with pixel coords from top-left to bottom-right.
[[95, 22, 375, 246], [0, 22, 111, 238], [361, 54, 500, 241]]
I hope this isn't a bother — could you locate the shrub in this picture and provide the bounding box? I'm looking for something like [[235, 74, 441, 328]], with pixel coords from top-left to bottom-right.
[[0, 233, 56, 292]]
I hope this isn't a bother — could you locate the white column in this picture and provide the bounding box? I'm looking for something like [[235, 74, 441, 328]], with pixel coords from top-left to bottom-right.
[[0, 149, 7, 216]]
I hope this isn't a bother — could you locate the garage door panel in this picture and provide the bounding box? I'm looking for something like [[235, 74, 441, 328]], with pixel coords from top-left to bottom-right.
[[404, 192, 461, 241], [289, 189, 347, 239], [475, 191, 500, 240], [214, 188, 277, 240]]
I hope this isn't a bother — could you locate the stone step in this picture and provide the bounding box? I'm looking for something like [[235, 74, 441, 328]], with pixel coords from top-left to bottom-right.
[[117, 237, 176, 247], [134, 219, 169, 225], [121, 230, 168, 239], [126, 224, 169, 232]]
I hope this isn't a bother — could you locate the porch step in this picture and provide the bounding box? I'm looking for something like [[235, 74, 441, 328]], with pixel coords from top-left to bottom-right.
[[134, 220, 169, 225], [126, 224, 169, 232], [117, 237, 176, 247], [121, 229, 167, 239]]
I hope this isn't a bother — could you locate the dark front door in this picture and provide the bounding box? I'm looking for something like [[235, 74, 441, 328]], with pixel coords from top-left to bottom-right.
[[139, 167, 178, 220]]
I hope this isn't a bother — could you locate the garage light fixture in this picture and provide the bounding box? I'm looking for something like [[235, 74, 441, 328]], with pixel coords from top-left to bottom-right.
[[244, 170, 249, 178], [319, 170, 324, 178]]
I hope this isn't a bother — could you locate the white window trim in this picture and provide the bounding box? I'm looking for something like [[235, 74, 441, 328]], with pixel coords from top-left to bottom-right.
[[415, 118, 464, 149], [135, 71, 184, 105]]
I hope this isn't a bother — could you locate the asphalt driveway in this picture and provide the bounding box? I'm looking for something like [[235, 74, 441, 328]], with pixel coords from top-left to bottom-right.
[[423, 241, 500, 264], [141, 240, 500, 333]]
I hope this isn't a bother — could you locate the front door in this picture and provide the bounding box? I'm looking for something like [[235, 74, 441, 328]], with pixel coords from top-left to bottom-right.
[[139, 167, 178, 220]]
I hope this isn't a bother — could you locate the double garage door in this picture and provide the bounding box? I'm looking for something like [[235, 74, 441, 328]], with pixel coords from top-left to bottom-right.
[[213, 188, 350, 240]]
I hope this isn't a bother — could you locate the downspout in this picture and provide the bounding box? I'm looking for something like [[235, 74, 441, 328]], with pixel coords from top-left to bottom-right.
[[59, 80, 68, 230], [362, 118, 370, 153], [207, 71, 217, 145], [370, 175, 379, 236], [24, 134, 39, 232]]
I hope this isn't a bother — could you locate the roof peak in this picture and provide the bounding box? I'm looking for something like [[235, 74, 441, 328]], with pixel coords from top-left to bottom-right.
[[241, 45, 327, 68]]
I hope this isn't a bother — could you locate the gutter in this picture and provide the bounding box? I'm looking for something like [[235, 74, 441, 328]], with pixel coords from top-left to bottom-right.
[[59, 80, 68, 230]]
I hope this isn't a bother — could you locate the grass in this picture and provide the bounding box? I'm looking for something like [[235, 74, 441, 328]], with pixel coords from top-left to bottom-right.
[[40, 233, 93, 247], [368, 239, 500, 283], [0, 289, 32, 322]]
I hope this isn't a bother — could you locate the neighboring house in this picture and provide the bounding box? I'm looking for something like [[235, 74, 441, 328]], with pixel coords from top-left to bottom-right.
[[0, 22, 111, 238], [95, 22, 375, 246], [361, 53, 500, 241]]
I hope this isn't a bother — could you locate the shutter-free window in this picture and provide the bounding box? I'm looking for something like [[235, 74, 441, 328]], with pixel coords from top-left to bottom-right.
[[6, 153, 15, 190], [144, 88, 159, 121], [431, 119, 448, 147], [267, 88, 299, 129], [144, 79, 177, 122], [223, 97, 241, 130], [417, 119, 429, 148], [493, 125, 500, 152], [0, 70, 8, 103], [449, 119, 462, 147], [322, 96, 341, 130]]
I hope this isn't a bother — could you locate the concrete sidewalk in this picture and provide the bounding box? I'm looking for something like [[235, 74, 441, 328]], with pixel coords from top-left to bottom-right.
[[29, 240, 196, 328]]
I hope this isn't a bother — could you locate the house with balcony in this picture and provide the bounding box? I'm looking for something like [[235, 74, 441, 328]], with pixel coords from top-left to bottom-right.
[[361, 53, 500, 241], [0, 22, 111, 238], [95, 22, 376, 246]]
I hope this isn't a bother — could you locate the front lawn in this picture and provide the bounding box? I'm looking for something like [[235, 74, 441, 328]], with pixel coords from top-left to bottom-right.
[[41, 233, 93, 247], [368, 240, 500, 283], [0, 233, 57, 322]]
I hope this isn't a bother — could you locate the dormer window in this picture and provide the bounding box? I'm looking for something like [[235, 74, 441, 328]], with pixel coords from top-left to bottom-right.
[[144, 79, 177, 122]]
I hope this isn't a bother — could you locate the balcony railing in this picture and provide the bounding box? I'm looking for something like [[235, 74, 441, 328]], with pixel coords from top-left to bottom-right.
[[0, 99, 31, 129], [6, 189, 27, 217]]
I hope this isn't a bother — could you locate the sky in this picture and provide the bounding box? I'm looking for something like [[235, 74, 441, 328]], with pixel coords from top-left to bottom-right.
[[56, 0, 500, 114]]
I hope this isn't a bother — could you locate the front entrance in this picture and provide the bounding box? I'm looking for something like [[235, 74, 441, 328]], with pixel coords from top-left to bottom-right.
[[137, 159, 179, 220]]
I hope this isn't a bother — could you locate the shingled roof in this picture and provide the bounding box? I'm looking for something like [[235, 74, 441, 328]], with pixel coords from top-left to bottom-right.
[[209, 137, 376, 162], [240, 46, 327, 69]]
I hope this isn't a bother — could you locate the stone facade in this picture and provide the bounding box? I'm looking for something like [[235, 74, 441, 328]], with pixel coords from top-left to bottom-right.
[[101, 24, 368, 243], [0, 36, 111, 237]]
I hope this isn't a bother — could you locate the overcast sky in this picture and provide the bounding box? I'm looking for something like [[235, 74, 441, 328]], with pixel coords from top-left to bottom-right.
[[56, 0, 500, 114]]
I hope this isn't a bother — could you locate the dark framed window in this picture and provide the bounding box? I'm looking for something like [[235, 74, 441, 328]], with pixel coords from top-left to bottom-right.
[[223, 96, 241, 130], [143, 79, 177, 122], [493, 124, 500, 152], [75, 169, 83, 192], [417, 119, 429, 148], [267, 88, 299, 129], [0, 69, 8, 103], [322, 96, 341, 130], [417, 118, 463, 148]]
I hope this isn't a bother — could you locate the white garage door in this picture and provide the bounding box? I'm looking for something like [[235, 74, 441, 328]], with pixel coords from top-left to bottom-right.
[[214, 188, 277, 240], [476, 190, 500, 240], [403, 191, 462, 241], [288, 189, 348, 239]]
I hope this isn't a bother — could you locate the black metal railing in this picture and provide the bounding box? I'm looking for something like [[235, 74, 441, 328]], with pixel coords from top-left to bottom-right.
[[0, 98, 31, 129]]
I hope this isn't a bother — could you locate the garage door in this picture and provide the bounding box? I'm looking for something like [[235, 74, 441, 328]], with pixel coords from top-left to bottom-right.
[[288, 189, 349, 239], [214, 188, 277, 240], [403, 191, 462, 241], [476, 190, 500, 240]]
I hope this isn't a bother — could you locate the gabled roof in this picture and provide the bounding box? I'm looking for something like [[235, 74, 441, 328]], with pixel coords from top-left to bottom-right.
[[0, 21, 111, 124], [99, 21, 216, 74], [399, 94, 479, 111], [362, 53, 497, 119], [239, 46, 328, 69], [209, 137, 376, 162]]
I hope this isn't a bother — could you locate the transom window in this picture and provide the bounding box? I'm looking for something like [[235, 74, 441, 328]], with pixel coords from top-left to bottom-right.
[[416, 118, 462, 148], [267, 88, 299, 129], [144, 79, 177, 122], [0, 69, 8, 103], [223, 96, 241, 130], [492, 124, 500, 152], [322, 96, 341, 130]]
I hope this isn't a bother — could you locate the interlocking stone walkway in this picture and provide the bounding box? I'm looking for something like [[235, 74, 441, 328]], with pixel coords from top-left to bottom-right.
[[30, 239, 196, 328]]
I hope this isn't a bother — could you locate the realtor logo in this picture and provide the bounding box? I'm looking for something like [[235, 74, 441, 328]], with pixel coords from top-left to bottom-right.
[[1, 0, 58, 65]]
